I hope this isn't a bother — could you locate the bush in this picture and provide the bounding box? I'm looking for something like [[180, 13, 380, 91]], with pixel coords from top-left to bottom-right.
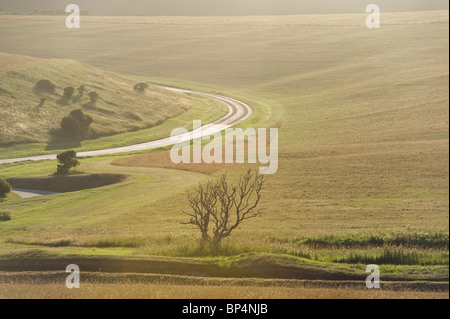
[[0, 212, 11, 222], [60, 109, 93, 139], [133, 83, 149, 93], [70, 109, 93, 128], [88, 91, 99, 104], [0, 178, 11, 201], [61, 116, 82, 139], [35, 79, 56, 94], [63, 86, 75, 99], [56, 150, 80, 174]]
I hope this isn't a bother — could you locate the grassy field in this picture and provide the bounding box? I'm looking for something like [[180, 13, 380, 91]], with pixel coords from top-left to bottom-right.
[[0, 279, 448, 299], [1, 283, 448, 299], [0, 12, 448, 298]]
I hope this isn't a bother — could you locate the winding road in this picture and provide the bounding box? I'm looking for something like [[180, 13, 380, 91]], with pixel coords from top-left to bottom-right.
[[0, 87, 254, 165]]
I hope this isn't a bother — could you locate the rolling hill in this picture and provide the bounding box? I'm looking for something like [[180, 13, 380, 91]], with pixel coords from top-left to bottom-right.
[[0, 11, 448, 298], [0, 53, 193, 145]]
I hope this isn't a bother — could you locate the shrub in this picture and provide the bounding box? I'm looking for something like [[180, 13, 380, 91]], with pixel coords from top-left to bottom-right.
[[70, 109, 93, 136], [63, 86, 75, 99], [35, 79, 56, 94], [133, 83, 149, 93], [60, 109, 93, 139], [70, 109, 93, 128], [88, 91, 99, 104], [0, 178, 11, 201], [61, 115, 82, 139], [56, 150, 80, 174], [0, 212, 11, 222], [77, 85, 86, 97]]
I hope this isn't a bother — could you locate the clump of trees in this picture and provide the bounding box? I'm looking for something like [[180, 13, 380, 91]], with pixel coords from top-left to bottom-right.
[[33, 81, 102, 140], [0, 178, 12, 202], [56, 150, 79, 174], [34, 81, 96, 105], [60, 109, 93, 139], [182, 169, 266, 246], [133, 83, 149, 93]]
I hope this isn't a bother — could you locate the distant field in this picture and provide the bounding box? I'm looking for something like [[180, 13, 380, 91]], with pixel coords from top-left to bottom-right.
[[0, 12, 448, 298]]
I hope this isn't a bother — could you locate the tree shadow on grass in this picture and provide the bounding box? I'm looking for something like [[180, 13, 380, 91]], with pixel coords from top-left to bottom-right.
[[46, 128, 81, 151], [45, 140, 81, 151], [82, 102, 96, 110], [56, 97, 70, 106]]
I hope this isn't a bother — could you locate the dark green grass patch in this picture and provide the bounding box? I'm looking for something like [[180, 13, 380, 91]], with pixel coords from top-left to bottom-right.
[[7, 173, 129, 193]]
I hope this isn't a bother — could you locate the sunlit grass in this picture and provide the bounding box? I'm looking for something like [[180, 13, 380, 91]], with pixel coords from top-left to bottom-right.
[[1, 282, 448, 299], [0, 12, 448, 296]]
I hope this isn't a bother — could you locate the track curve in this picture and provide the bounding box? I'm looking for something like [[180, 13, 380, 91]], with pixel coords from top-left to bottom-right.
[[0, 87, 253, 165]]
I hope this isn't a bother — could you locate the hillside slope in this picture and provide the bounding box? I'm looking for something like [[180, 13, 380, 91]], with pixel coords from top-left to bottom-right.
[[0, 53, 193, 145]]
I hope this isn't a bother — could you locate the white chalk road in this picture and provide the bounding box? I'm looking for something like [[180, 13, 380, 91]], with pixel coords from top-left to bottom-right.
[[0, 87, 254, 165]]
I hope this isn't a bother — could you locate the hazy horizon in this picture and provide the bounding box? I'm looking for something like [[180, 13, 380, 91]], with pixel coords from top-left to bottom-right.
[[0, 0, 449, 16]]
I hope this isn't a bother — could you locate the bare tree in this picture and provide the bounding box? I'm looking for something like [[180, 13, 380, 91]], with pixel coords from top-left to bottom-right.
[[183, 180, 216, 242], [182, 169, 266, 246]]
